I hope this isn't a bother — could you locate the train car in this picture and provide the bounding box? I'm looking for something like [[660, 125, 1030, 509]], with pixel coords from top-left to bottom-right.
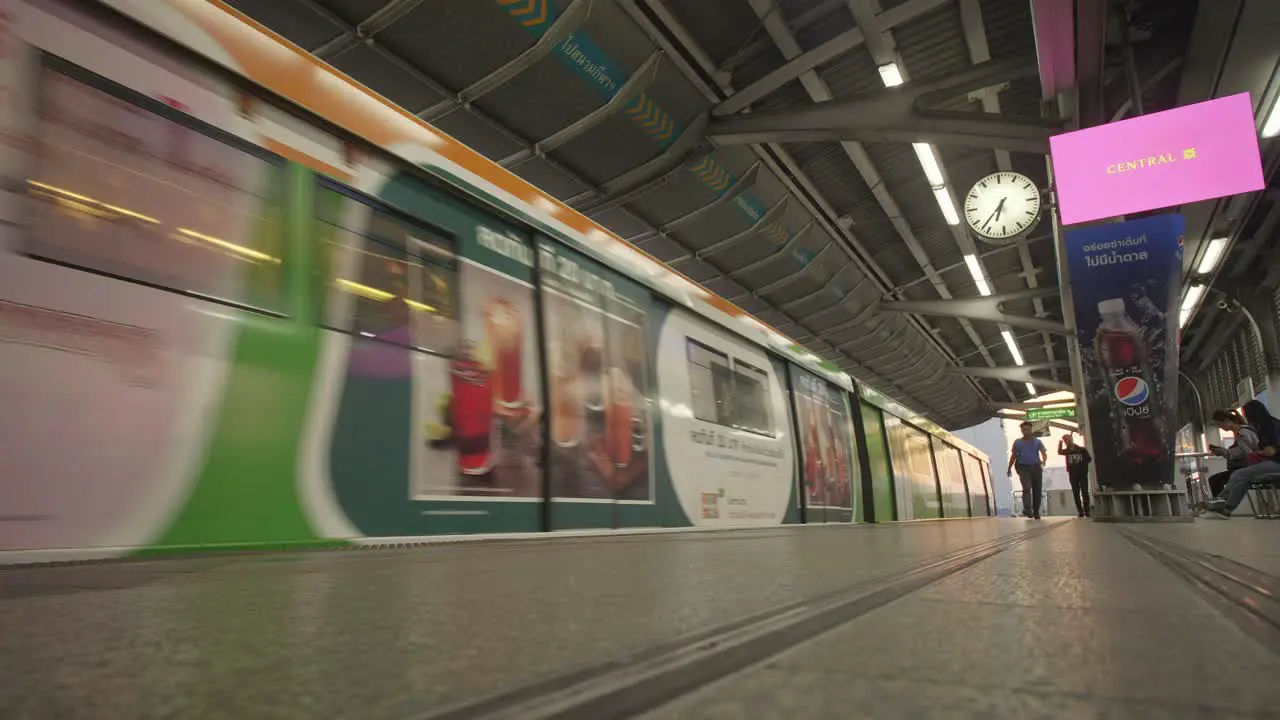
[[0, 0, 990, 563]]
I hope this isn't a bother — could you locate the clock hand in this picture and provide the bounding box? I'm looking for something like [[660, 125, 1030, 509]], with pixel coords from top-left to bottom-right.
[[993, 197, 1007, 222], [981, 204, 1000, 231]]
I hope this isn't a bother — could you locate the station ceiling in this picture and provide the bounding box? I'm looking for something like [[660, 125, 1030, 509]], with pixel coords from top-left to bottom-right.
[[224, 0, 1252, 430]]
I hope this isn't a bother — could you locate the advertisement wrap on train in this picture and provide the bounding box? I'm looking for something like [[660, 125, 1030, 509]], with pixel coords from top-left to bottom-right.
[[0, 0, 990, 563]]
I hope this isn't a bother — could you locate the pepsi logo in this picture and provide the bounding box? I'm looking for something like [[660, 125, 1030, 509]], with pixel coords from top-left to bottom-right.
[[1114, 376, 1149, 406]]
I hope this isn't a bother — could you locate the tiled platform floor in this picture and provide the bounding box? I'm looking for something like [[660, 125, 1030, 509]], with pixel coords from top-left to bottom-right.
[[653, 520, 1280, 718], [3, 518, 1278, 719]]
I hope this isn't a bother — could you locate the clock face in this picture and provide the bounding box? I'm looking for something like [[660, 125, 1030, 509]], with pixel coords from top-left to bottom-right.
[[963, 172, 1042, 241]]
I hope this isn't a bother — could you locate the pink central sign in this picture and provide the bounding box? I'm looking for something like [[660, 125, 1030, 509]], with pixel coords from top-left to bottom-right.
[[1050, 93, 1265, 226]]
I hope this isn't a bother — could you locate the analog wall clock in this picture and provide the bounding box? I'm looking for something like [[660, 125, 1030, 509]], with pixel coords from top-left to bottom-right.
[[962, 171, 1042, 243]]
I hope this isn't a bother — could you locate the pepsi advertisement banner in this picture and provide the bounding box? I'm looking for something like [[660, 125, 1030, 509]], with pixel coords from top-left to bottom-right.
[[1065, 214, 1184, 489]]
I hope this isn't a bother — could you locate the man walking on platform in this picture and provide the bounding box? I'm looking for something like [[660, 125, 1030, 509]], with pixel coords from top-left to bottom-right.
[[1059, 434, 1092, 517], [1007, 421, 1048, 518]]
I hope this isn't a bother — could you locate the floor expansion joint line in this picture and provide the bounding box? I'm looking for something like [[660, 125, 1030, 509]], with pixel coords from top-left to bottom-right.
[[416, 521, 1067, 720], [1117, 529, 1280, 656]]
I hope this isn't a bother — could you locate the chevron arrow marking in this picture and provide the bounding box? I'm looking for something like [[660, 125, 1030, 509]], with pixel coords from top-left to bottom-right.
[[508, 0, 538, 16]]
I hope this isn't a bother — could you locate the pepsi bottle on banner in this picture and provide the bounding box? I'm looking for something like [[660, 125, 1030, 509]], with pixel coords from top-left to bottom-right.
[[1095, 299, 1164, 483], [1066, 214, 1183, 492]]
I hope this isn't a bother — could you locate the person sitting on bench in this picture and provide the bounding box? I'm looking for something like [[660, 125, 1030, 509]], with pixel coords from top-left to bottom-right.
[[1203, 400, 1280, 520], [1205, 409, 1258, 501]]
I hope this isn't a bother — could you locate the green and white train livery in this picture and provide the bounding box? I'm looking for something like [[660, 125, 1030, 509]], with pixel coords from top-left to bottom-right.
[[0, 0, 990, 563]]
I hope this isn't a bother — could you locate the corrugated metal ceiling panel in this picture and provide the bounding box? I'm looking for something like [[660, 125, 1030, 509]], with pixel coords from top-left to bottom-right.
[[817, 46, 882, 98], [228, 0, 1048, 424], [225, 0, 344, 50], [661, 0, 764, 66], [893, 2, 972, 80], [978, 0, 1038, 61], [372, 1, 529, 92], [512, 157, 592, 199], [547, 113, 670, 187], [471, 58, 605, 144], [328, 43, 448, 113], [429, 108, 527, 161]]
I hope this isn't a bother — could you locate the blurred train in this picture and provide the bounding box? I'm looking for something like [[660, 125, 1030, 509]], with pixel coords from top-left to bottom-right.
[[0, 0, 993, 563]]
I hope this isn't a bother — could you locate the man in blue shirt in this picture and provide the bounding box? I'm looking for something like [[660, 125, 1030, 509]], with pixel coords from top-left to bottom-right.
[[1007, 421, 1048, 519]]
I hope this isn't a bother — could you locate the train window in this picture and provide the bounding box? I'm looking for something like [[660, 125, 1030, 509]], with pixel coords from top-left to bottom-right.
[[315, 182, 459, 353], [685, 337, 774, 436], [731, 360, 773, 436], [686, 338, 733, 425], [26, 57, 287, 313]]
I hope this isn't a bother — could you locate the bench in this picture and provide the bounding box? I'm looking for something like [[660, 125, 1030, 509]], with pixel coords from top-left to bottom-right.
[[1246, 475, 1280, 519]]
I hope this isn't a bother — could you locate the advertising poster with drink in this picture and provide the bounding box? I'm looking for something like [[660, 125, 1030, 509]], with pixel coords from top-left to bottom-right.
[[789, 367, 855, 522], [413, 226, 544, 500], [538, 240, 653, 504], [1065, 213, 1183, 488]]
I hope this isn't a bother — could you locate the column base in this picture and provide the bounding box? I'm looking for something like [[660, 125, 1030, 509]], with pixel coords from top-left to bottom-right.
[[1091, 489, 1194, 523]]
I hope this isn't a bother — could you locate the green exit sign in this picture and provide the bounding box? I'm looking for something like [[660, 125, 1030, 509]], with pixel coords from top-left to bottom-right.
[[1026, 407, 1077, 421]]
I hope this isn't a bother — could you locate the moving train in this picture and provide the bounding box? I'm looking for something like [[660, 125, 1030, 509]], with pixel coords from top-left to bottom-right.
[[0, 0, 993, 563]]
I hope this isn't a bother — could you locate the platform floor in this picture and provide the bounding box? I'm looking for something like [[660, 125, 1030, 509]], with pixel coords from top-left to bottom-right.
[[3, 519, 1280, 718]]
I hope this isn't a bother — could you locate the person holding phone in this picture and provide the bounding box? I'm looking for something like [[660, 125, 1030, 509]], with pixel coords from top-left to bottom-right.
[[1204, 409, 1257, 502], [1058, 434, 1092, 517], [1008, 421, 1048, 519], [1204, 401, 1280, 519]]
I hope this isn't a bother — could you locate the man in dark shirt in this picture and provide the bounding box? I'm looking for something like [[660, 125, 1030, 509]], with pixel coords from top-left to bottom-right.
[[1059, 434, 1092, 517]]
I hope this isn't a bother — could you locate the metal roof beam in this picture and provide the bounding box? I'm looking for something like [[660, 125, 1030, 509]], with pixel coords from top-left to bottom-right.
[[947, 364, 1073, 391], [1074, 0, 1109, 128], [311, 0, 427, 58], [710, 117, 1054, 154], [835, 2, 1019, 402], [707, 57, 1054, 153], [502, 52, 659, 168], [878, 289, 1071, 335], [1030, 0, 1076, 102], [721, 0, 848, 75], [626, 0, 992, 415], [960, 0, 1058, 383], [715, 0, 953, 115], [740, 0, 1006, 405]]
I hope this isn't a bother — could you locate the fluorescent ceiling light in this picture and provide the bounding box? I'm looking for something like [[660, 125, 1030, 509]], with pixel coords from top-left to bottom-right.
[[1196, 236, 1229, 275], [1001, 329, 1025, 366], [1264, 93, 1280, 138], [932, 186, 960, 226], [963, 254, 992, 296], [1178, 283, 1206, 328], [1025, 383, 1038, 397], [912, 143, 945, 187], [878, 63, 904, 87]]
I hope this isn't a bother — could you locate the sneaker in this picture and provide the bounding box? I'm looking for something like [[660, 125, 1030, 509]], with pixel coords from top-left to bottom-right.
[[1077, 512, 1085, 518], [1201, 510, 1230, 520], [1033, 513, 1041, 520], [1205, 499, 1227, 510]]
